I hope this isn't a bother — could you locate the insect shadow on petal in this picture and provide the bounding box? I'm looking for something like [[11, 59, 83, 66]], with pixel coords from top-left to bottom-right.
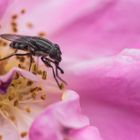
[[0, 34, 67, 89]]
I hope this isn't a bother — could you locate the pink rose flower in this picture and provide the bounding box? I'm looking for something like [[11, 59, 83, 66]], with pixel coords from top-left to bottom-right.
[[0, 0, 102, 140], [0, 0, 140, 140]]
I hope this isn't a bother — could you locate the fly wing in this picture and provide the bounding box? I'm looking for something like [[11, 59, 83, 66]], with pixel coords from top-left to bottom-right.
[[0, 34, 31, 43]]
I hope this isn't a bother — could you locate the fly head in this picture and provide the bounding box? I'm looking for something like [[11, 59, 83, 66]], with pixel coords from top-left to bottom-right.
[[49, 44, 62, 64]]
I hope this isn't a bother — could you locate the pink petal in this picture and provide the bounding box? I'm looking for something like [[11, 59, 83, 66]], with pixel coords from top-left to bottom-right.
[[29, 90, 102, 140], [0, 0, 12, 18], [1, 0, 100, 34], [0, 115, 19, 140], [66, 48, 140, 140], [3, 0, 140, 59], [51, 0, 140, 59], [71, 126, 103, 140], [0, 67, 38, 94]]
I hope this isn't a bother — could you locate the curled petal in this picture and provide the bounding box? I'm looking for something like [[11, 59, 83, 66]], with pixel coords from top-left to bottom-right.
[[66, 48, 140, 140], [0, 67, 38, 94], [70, 126, 103, 140], [29, 90, 102, 140]]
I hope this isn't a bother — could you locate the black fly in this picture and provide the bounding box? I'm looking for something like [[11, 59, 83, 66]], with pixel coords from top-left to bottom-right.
[[0, 34, 66, 89]]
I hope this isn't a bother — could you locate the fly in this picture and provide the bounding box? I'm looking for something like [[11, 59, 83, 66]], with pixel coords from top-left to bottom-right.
[[0, 34, 67, 89]]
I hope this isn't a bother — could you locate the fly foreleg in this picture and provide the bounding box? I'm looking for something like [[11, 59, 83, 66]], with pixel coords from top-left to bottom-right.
[[41, 56, 62, 88], [55, 65, 67, 85], [41, 57, 67, 87], [42, 57, 64, 74]]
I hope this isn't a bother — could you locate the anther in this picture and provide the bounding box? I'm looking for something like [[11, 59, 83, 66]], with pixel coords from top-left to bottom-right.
[[40, 94, 46, 100], [20, 131, 27, 138], [37, 87, 42, 91], [11, 22, 16, 27], [33, 64, 37, 72], [14, 73, 20, 79], [18, 64, 25, 69], [2, 42, 7, 46], [16, 56, 25, 62], [10, 83, 15, 87], [8, 94, 15, 101], [0, 104, 2, 108], [60, 83, 64, 90], [26, 22, 33, 29], [12, 14, 18, 20], [30, 87, 38, 92], [0, 135, 3, 140], [26, 80, 33, 86], [37, 70, 42, 75], [31, 92, 37, 99], [25, 107, 31, 113], [14, 100, 19, 106], [20, 9, 26, 14], [38, 32, 46, 37], [9, 115, 16, 122], [12, 27, 18, 33], [42, 71, 47, 80]]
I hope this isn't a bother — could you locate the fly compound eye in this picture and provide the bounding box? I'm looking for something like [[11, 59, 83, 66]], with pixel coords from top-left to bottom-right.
[[57, 54, 62, 62], [54, 43, 59, 48]]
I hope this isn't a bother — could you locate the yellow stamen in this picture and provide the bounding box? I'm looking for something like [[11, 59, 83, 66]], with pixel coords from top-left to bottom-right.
[[0, 135, 3, 140], [20, 9, 26, 14], [12, 14, 18, 20], [42, 71, 47, 80], [60, 83, 64, 90], [26, 22, 33, 29], [25, 107, 31, 113], [20, 131, 27, 138], [8, 93, 15, 101], [38, 32, 46, 37], [26, 80, 33, 86], [0, 73, 46, 126], [37, 70, 42, 75], [13, 100, 18, 106], [9, 115, 16, 122], [40, 93, 46, 100]]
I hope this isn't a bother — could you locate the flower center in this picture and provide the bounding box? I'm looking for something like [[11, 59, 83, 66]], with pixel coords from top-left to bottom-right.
[[0, 55, 48, 138], [0, 71, 46, 121], [1, 55, 49, 111]]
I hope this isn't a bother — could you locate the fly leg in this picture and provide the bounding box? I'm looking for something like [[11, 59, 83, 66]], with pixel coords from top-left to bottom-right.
[[14, 49, 18, 53], [35, 56, 39, 72], [41, 57, 62, 88], [42, 57, 67, 86], [0, 52, 33, 71], [28, 54, 33, 71], [14, 53, 33, 71], [0, 52, 31, 61], [42, 57, 65, 74], [55, 65, 67, 85], [0, 50, 17, 61], [0, 52, 36, 72], [28, 43, 40, 72]]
